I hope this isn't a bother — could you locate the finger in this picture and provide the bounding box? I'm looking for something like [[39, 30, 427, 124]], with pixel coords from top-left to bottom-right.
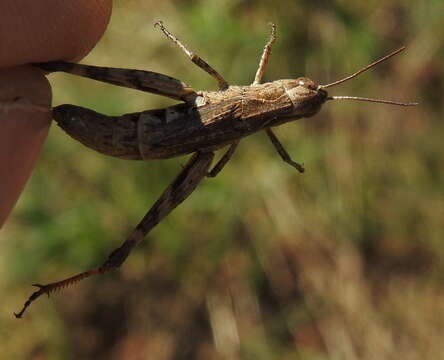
[[0, 66, 52, 227], [0, 0, 113, 67]]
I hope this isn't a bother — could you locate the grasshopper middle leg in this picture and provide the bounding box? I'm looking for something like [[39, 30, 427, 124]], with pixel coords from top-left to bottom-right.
[[207, 141, 240, 178], [266, 128, 305, 173], [154, 21, 229, 91]]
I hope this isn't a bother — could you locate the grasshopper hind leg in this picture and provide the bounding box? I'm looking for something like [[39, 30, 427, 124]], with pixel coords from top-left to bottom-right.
[[14, 151, 214, 318]]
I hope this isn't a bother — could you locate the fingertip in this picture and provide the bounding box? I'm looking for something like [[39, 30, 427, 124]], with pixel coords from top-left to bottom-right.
[[0, 0, 113, 67]]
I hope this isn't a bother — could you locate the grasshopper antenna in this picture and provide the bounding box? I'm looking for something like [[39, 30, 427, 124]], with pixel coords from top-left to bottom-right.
[[326, 96, 417, 106], [319, 46, 406, 89], [319, 46, 417, 106]]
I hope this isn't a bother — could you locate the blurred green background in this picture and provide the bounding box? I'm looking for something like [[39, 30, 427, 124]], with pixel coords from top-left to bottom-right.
[[2, 0, 443, 359]]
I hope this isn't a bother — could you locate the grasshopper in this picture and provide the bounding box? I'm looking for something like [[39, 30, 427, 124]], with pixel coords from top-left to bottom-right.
[[15, 22, 417, 318]]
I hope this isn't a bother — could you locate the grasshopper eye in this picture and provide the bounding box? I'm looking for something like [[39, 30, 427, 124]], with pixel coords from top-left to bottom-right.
[[295, 77, 317, 90]]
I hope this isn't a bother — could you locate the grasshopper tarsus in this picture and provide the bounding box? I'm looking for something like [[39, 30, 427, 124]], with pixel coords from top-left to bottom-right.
[[15, 266, 110, 318]]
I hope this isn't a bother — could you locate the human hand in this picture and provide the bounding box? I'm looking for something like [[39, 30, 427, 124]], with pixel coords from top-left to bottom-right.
[[0, 0, 112, 227]]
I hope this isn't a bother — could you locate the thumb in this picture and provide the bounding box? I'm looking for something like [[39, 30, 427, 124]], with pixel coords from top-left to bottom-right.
[[0, 66, 51, 227]]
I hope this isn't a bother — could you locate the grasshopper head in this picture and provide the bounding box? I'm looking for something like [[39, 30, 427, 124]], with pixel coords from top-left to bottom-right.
[[283, 77, 328, 119], [281, 47, 417, 120]]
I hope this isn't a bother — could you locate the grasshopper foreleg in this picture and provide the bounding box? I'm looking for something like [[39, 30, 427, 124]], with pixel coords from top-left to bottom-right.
[[15, 151, 214, 318], [154, 21, 229, 91], [266, 128, 305, 173], [253, 23, 276, 85]]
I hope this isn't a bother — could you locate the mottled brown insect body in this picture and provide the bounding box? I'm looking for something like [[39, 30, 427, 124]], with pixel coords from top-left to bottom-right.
[[15, 22, 415, 318], [53, 79, 327, 160]]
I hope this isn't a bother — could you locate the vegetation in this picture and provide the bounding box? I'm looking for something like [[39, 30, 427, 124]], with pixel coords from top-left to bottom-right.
[[2, 0, 443, 358]]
